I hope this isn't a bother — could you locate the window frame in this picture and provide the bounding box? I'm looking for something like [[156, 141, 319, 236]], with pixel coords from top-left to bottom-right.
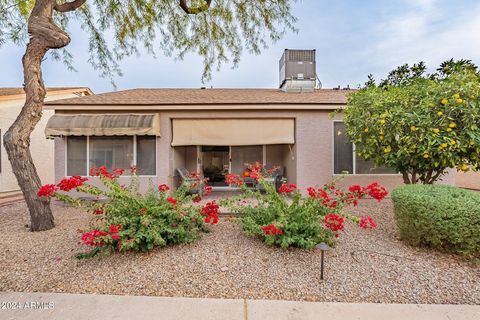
[[332, 120, 399, 175], [65, 135, 157, 177]]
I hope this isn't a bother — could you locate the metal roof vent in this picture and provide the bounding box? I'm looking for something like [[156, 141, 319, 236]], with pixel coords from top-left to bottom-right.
[[279, 49, 316, 93]]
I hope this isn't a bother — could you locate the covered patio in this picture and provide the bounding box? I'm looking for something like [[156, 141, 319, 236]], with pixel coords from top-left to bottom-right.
[[170, 118, 296, 189]]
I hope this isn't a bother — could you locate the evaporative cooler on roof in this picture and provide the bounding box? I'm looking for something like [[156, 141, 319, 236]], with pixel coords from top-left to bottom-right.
[[279, 49, 316, 93]]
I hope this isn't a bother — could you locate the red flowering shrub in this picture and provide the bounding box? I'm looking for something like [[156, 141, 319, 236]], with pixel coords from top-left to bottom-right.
[[203, 185, 213, 196], [365, 182, 389, 201], [278, 183, 296, 194], [221, 170, 387, 249], [108, 224, 122, 240], [39, 167, 215, 259], [359, 215, 377, 229], [57, 176, 88, 192], [37, 184, 58, 197], [113, 168, 125, 176], [324, 213, 344, 232], [201, 201, 219, 224], [348, 185, 363, 193], [81, 229, 108, 247], [261, 224, 283, 236], [158, 184, 170, 192], [225, 173, 244, 186], [167, 196, 177, 205], [89, 165, 116, 179]]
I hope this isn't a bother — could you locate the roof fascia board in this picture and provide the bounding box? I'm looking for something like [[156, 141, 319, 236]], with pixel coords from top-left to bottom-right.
[[43, 103, 345, 111], [0, 87, 93, 102]]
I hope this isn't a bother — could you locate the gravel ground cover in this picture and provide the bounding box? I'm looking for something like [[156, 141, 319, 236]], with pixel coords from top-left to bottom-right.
[[0, 199, 479, 304]]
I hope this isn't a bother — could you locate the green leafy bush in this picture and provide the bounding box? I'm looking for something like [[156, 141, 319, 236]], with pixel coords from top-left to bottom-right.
[[392, 184, 480, 258], [222, 163, 388, 249], [343, 61, 480, 184], [38, 166, 217, 258]]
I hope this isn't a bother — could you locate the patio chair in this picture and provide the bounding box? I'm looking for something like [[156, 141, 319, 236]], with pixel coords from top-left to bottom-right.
[[249, 166, 285, 192], [176, 168, 204, 195]]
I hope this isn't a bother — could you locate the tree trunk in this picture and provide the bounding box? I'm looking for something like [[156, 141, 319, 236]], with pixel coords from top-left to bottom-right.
[[3, 0, 71, 231], [401, 171, 411, 184]]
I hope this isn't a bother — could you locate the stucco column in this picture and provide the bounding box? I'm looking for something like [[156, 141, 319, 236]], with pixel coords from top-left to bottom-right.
[[158, 114, 172, 186], [295, 111, 333, 190]]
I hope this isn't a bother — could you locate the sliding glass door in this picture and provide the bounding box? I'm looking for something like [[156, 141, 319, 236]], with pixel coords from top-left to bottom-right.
[[201, 146, 230, 186]]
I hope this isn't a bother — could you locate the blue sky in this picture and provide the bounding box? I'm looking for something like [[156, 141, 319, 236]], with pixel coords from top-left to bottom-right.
[[1, 0, 480, 93]]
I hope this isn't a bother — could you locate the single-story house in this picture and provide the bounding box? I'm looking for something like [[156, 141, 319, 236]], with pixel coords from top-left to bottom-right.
[[0, 87, 93, 197], [41, 50, 477, 192], [43, 86, 457, 192]]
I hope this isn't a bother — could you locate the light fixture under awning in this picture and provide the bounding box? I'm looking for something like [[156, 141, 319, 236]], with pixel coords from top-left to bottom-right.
[[45, 114, 160, 138], [171, 118, 295, 146]]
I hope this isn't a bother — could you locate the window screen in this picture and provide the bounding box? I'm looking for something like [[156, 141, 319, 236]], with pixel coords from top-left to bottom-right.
[[89, 136, 133, 173], [67, 136, 87, 176], [137, 136, 156, 175], [231, 145, 263, 174], [333, 122, 353, 174]]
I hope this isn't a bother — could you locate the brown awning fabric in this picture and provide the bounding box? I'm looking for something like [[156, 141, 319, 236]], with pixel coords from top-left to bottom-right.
[[45, 114, 160, 138], [171, 118, 295, 146]]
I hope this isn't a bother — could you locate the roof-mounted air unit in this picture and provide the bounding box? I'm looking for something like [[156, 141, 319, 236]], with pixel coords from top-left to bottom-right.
[[279, 49, 316, 92]]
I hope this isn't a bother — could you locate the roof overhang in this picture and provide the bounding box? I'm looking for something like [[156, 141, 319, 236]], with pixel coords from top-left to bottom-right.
[[43, 103, 345, 111], [0, 87, 93, 102]]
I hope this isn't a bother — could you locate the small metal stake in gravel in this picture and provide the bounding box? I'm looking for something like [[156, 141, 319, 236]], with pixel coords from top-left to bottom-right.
[[316, 242, 331, 280]]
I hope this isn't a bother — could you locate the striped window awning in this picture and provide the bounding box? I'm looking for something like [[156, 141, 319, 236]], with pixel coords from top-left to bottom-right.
[[45, 114, 160, 138]]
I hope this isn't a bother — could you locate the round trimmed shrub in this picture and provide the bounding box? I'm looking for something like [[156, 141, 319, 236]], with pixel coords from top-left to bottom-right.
[[392, 184, 480, 258]]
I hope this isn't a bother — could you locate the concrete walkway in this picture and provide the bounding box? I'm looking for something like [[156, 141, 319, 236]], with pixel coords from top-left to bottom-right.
[[1, 292, 479, 320]]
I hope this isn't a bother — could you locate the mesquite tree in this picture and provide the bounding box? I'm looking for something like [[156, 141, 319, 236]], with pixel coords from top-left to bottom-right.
[[0, 0, 297, 231]]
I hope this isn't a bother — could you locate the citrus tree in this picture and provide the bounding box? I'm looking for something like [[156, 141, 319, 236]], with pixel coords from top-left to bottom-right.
[[344, 61, 480, 184], [0, 0, 297, 231]]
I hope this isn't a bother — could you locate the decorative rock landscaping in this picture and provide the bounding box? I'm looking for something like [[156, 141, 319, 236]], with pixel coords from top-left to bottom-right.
[[0, 199, 479, 304]]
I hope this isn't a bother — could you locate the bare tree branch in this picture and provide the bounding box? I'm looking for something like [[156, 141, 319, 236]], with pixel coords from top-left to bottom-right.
[[54, 0, 86, 13], [179, 0, 212, 14]]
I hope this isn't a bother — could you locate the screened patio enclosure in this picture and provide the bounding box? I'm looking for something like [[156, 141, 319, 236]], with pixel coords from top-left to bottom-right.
[[172, 144, 296, 189], [171, 118, 296, 188]]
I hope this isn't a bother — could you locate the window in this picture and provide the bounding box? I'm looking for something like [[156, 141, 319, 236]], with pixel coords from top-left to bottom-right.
[[333, 122, 353, 174], [66, 136, 156, 176], [67, 137, 87, 176], [89, 137, 134, 173], [333, 121, 396, 175], [136, 136, 156, 175]]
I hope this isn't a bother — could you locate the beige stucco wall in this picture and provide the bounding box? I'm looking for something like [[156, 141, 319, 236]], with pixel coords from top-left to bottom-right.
[[455, 171, 480, 190], [0, 92, 88, 194], [53, 108, 456, 193]]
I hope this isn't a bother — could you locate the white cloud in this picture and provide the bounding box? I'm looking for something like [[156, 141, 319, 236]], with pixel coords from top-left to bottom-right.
[[370, 0, 480, 75]]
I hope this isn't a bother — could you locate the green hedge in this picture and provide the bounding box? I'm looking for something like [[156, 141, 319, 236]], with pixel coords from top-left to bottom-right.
[[392, 185, 480, 258]]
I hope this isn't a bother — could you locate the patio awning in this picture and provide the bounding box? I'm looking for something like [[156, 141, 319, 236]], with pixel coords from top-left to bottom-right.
[[171, 118, 295, 146], [45, 114, 160, 138]]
